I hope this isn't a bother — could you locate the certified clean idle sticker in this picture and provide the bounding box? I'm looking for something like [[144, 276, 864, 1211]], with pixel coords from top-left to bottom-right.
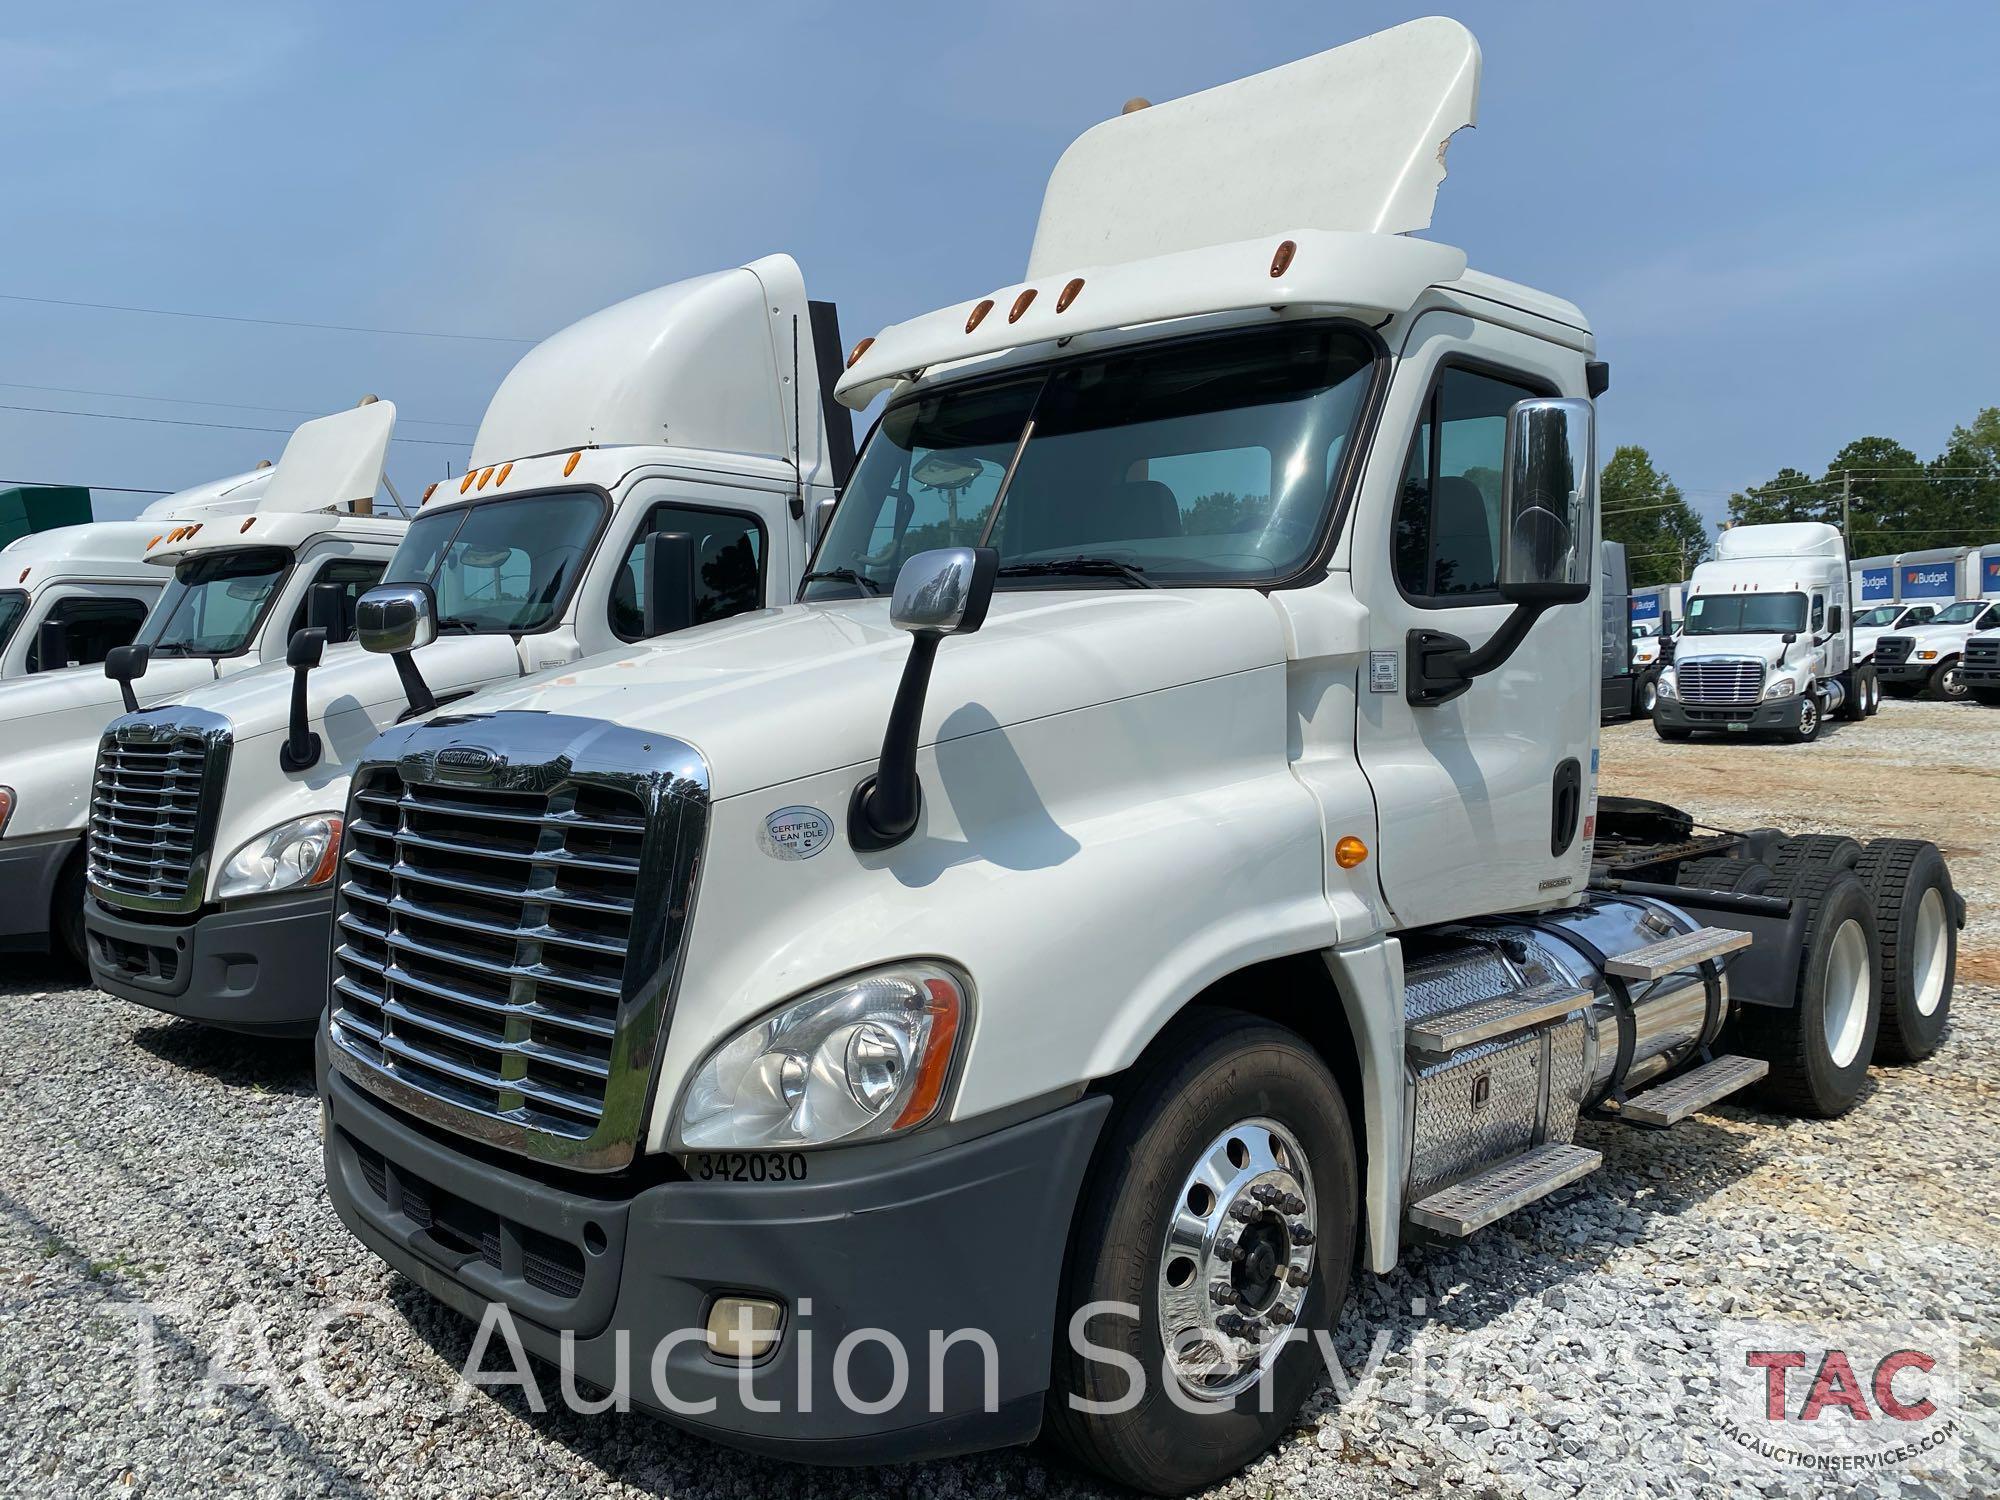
[[760, 806, 834, 860], [1368, 650, 1400, 694]]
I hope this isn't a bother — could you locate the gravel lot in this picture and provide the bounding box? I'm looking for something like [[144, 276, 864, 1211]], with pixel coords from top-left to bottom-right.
[[3, 693, 1994, 1500]]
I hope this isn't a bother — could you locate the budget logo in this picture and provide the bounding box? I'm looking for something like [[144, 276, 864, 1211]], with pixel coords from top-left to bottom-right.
[[1715, 1320, 1961, 1478]]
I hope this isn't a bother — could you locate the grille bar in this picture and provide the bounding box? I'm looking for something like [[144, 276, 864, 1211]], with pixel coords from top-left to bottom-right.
[[1675, 658, 1765, 706], [86, 714, 229, 909], [1873, 636, 1914, 667]]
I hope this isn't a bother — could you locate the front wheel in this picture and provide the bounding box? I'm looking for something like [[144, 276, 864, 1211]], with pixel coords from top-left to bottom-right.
[[1637, 675, 1658, 718], [1926, 659, 1967, 700], [1045, 1012, 1357, 1495], [1789, 693, 1822, 742]]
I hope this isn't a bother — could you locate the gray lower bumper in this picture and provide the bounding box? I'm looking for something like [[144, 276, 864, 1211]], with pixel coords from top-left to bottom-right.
[[321, 1044, 1111, 1465], [0, 833, 78, 952], [1655, 691, 1810, 733], [1875, 660, 1934, 685], [86, 888, 332, 1036]]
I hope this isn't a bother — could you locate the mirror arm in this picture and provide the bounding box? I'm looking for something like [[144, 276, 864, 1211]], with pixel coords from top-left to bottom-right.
[[848, 631, 942, 852], [392, 651, 437, 720], [1406, 599, 1556, 707], [280, 631, 327, 773]]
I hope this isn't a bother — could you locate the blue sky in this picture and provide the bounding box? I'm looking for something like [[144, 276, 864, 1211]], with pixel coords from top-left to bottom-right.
[[4, 1, 1996, 524]]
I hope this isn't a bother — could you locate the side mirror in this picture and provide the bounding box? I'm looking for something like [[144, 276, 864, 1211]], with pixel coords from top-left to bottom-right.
[[34, 618, 71, 674], [1781, 631, 1798, 645], [850, 547, 1000, 852], [307, 580, 351, 643], [809, 494, 838, 548], [1409, 396, 1594, 707], [641, 531, 696, 638], [1827, 606, 1843, 634], [355, 583, 437, 716], [105, 643, 152, 714], [280, 627, 328, 772]]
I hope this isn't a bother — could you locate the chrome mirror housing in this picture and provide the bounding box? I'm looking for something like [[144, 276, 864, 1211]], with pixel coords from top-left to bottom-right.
[[889, 547, 999, 637], [1499, 396, 1594, 602], [355, 583, 438, 656]]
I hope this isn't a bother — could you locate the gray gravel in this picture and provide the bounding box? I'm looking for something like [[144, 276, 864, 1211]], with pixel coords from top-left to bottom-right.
[[3, 961, 1996, 1500]]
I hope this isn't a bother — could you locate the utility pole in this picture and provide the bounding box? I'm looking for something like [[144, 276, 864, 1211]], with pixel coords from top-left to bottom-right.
[[1841, 469, 1851, 546]]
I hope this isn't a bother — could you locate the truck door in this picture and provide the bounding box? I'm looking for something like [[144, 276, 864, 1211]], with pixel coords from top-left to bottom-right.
[[1347, 314, 1596, 927]]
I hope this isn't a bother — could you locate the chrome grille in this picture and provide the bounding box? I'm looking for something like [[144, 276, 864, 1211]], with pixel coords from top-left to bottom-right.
[[325, 712, 709, 1172], [1965, 637, 2000, 671], [87, 711, 230, 911], [1872, 635, 1914, 667], [1674, 658, 1765, 706]]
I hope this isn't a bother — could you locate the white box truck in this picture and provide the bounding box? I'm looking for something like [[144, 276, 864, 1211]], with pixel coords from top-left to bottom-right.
[[0, 411, 406, 966], [1653, 522, 1880, 740], [311, 23, 1960, 1492], [83, 257, 852, 1035]]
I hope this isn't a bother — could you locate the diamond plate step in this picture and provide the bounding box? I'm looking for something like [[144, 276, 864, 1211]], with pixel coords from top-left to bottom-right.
[[1603, 926, 1753, 980], [1407, 1144, 1602, 1236], [1406, 981, 1593, 1055], [1616, 1053, 1769, 1128]]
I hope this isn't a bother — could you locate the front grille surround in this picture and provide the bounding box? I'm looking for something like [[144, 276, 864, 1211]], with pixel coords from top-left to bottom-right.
[[1872, 635, 1915, 668], [1674, 657, 1766, 706], [1964, 637, 2000, 673], [326, 711, 709, 1173], [86, 707, 233, 913]]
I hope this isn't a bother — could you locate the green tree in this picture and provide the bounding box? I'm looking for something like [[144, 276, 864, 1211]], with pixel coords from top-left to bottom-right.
[[1728, 466, 1832, 527], [1826, 436, 1926, 556], [1601, 445, 1707, 585]]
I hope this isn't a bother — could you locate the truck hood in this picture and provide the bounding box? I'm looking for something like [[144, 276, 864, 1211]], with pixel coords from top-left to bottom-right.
[[1672, 634, 1798, 669], [0, 655, 223, 724], [1885, 620, 1981, 650], [456, 589, 1287, 800]]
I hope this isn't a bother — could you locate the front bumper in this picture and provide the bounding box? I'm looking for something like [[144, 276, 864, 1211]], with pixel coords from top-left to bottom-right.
[[1654, 690, 1811, 733], [0, 833, 77, 952], [86, 888, 333, 1036], [1874, 658, 1937, 685], [320, 1045, 1110, 1465]]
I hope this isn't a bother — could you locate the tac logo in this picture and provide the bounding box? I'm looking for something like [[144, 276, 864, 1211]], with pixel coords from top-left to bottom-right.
[[1715, 1320, 1961, 1476]]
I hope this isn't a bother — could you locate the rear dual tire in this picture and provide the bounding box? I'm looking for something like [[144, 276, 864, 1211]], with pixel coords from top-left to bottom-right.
[[1851, 840, 1956, 1063]]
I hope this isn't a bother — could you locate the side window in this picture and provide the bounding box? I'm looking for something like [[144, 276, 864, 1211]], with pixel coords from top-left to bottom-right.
[[1392, 366, 1544, 601], [1907, 607, 1935, 625], [286, 558, 388, 642], [27, 594, 151, 671], [1810, 593, 1825, 632], [610, 504, 765, 641]]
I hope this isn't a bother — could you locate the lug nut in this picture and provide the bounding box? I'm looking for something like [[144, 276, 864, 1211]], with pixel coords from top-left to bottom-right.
[[1282, 1194, 1306, 1215], [1285, 1265, 1311, 1287], [1251, 1183, 1282, 1206], [1216, 1312, 1251, 1337], [1229, 1200, 1260, 1223], [1266, 1303, 1297, 1325], [1289, 1223, 1315, 1246], [1215, 1233, 1244, 1261], [1208, 1280, 1237, 1306]]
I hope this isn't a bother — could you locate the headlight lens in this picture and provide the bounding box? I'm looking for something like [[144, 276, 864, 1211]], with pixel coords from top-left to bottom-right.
[[1764, 675, 1796, 699], [0, 786, 13, 836], [215, 815, 343, 900], [1656, 671, 1676, 700], [676, 962, 969, 1150], [1917, 649, 1938, 660]]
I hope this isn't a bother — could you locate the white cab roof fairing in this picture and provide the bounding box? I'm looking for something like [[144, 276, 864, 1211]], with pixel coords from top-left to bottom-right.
[[0, 521, 170, 582], [1028, 16, 1480, 275], [142, 509, 406, 568], [137, 466, 275, 520], [469, 254, 838, 491], [259, 401, 398, 514], [1713, 523, 1846, 563]]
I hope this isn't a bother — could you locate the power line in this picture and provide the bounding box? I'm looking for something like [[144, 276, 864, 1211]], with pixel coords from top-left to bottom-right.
[[0, 291, 535, 346], [0, 401, 467, 448], [0, 379, 477, 429]]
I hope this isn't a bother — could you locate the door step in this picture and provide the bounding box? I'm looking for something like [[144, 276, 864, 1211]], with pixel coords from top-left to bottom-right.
[[1406, 981, 1593, 1055], [1615, 1053, 1769, 1128], [1603, 925, 1753, 980], [1407, 1144, 1602, 1236]]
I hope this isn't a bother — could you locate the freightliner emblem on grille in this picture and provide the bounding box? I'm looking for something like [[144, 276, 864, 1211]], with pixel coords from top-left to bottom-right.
[[401, 745, 504, 780]]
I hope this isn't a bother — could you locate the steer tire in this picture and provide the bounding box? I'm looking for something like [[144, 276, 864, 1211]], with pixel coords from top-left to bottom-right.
[[1045, 1010, 1357, 1496], [1970, 687, 2000, 707], [1926, 658, 1967, 701], [1732, 869, 1881, 1119], [53, 854, 89, 971], [1677, 857, 1774, 896], [1770, 834, 1864, 874], [1852, 840, 1957, 1065], [1654, 720, 1692, 742]]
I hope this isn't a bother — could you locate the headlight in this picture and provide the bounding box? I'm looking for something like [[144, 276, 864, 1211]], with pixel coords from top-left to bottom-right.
[[1656, 671, 1676, 701], [1917, 649, 1938, 660], [675, 962, 969, 1150], [1764, 675, 1796, 699], [0, 786, 13, 836], [214, 814, 344, 900]]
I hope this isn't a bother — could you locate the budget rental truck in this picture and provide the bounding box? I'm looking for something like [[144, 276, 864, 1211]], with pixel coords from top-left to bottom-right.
[[313, 23, 1960, 1493], [84, 256, 851, 1035]]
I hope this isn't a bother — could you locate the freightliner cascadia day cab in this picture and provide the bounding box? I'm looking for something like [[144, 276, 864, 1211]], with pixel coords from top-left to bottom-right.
[[1870, 595, 2000, 701], [0, 438, 395, 965], [85, 256, 852, 1036], [0, 522, 185, 680], [314, 22, 1961, 1493], [1652, 522, 1880, 741]]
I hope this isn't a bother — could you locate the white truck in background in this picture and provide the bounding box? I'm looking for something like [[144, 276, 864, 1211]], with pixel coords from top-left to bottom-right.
[[312, 24, 1959, 1493], [1869, 596, 2000, 701], [85, 256, 854, 1036], [1653, 522, 1879, 741], [1852, 600, 1939, 662], [0, 422, 404, 967]]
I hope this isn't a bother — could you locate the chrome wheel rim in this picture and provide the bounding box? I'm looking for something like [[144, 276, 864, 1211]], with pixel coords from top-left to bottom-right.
[[1641, 680, 1657, 712], [1157, 1117, 1316, 1401], [1913, 886, 1949, 1017], [1800, 698, 1818, 735], [1823, 917, 1871, 1068], [1941, 666, 1964, 697]]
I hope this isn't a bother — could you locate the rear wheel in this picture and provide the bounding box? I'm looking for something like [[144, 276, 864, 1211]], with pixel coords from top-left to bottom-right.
[[1733, 869, 1880, 1118], [1863, 676, 1881, 715], [1676, 856, 1774, 895], [1852, 840, 1957, 1063], [1046, 1012, 1357, 1496], [1770, 834, 1863, 873], [1925, 658, 1966, 700], [52, 853, 88, 971], [1839, 674, 1866, 721]]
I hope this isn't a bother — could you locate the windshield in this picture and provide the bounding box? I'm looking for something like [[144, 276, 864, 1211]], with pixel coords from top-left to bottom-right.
[[384, 491, 603, 633], [0, 589, 25, 656], [1854, 606, 1902, 627], [1683, 592, 1807, 636], [145, 548, 292, 656], [804, 324, 1378, 598], [1930, 601, 1987, 626]]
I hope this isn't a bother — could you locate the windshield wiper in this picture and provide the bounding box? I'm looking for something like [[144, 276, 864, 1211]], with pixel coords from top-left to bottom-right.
[[997, 558, 1156, 589], [434, 615, 483, 634], [802, 567, 884, 595]]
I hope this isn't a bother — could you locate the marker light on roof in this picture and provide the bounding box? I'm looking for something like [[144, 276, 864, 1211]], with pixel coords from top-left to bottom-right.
[[965, 299, 994, 333], [421, 482, 438, 504], [477, 466, 495, 490], [239, 519, 256, 533], [496, 462, 513, 487], [1270, 239, 1297, 277], [845, 336, 876, 369], [1008, 288, 1037, 323], [1057, 278, 1084, 312], [147, 536, 162, 549], [564, 451, 581, 477], [17, 569, 27, 583], [459, 472, 475, 494]]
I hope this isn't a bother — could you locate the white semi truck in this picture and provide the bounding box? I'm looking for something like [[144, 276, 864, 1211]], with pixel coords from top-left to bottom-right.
[[84, 256, 852, 1035], [0, 420, 402, 966], [1870, 596, 2000, 700], [1653, 521, 1880, 741], [312, 23, 1960, 1493]]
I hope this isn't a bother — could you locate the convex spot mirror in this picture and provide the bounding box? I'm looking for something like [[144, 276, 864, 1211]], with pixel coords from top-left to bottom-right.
[[1498, 396, 1594, 605], [890, 547, 999, 637], [355, 583, 438, 655]]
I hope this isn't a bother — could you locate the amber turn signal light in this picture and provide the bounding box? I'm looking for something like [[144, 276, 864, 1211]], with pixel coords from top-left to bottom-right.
[[1335, 835, 1369, 869]]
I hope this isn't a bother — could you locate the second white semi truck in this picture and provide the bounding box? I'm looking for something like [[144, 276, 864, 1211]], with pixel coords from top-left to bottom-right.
[[309, 22, 1959, 1494]]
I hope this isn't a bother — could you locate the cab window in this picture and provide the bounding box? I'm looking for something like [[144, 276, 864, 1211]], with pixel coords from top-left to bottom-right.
[[609, 504, 764, 641], [26, 594, 151, 672], [285, 557, 388, 643], [1810, 594, 1825, 632], [1393, 366, 1547, 602]]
